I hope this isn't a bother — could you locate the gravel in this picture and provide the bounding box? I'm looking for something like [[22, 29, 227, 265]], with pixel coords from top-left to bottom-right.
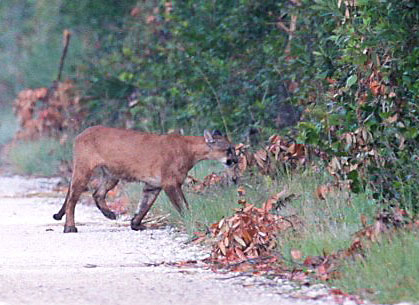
[[0, 175, 362, 305]]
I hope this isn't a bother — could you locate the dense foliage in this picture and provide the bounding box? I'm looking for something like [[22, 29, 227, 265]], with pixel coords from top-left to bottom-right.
[[291, 0, 418, 208], [80, 1, 291, 137], [80, 0, 418, 210], [0, 0, 135, 101], [1, 0, 417, 210]]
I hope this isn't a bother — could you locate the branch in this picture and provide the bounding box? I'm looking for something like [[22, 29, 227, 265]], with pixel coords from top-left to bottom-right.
[[56, 29, 71, 82]]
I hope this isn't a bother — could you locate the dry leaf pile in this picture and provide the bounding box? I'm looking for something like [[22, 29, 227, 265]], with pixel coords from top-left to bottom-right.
[[235, 135, 308, 176], [13, 80, 84, 141], [197, 186, 417, 285], [207, 190, 298, 271]]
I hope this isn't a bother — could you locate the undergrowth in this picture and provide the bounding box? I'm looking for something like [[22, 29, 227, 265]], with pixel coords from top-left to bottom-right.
[[5, 134, 416, 304], [125, 160, 235, 234], [0, 109, 18, 146], [7, 137, 72, 176], [125, 162, 417, 304], [332, 231, 419, 304]]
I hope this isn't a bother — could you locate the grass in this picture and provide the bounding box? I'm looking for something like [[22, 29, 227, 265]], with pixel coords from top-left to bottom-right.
[[7, 137, 72, 176], [0, 108, 18, 146], [5, 130, 415, 304], [275, 171, 377, 259], [124, 160, 238, 234], [124, 163, 417, 304], [332, 231, 419, 304]]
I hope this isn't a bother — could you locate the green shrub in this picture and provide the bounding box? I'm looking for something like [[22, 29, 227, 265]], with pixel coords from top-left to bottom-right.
[[0, 109, 18, 146], [293, 0, 419, 210], [8, 137, 72, 176]]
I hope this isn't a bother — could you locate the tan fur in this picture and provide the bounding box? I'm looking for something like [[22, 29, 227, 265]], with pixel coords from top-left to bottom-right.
[[53, 126, 237, 233]]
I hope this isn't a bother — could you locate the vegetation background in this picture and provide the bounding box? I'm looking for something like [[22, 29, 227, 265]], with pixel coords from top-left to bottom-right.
[[0, 1, 417, 303]]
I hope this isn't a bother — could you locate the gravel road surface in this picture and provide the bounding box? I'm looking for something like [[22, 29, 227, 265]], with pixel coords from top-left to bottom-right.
[[0, 175, 357, 305]]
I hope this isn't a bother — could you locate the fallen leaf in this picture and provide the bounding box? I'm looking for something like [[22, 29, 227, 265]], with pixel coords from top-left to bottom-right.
[[237, 186, 246, 196], [233, 234, 247, 248], [360, 214, 368, 228], [291, 249, 302, 261], [262, 189, 288, 211], [218, 240, 227, 256], [234, 247, 247, 261], [316, 184, 332, 200]]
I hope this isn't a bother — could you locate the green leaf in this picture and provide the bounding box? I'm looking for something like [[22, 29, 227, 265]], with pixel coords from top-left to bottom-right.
[[346, 75, 358, 88], [348, 170, 362, 193]]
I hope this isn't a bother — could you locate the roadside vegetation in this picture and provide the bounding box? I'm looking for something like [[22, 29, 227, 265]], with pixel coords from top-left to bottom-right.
[[148, 162, 417, 304], [0, 0, 417, 304], [0, 109, 18, 147], [7, 137, 72, 176], [334, 230, 419, 304]]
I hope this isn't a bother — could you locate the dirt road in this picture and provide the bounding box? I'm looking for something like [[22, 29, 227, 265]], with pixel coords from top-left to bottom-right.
[[0, 175, 344, 305]]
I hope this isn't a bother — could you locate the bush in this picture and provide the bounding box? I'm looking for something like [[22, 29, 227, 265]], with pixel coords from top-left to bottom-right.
[[292, 0, 419, 211], [0, 108, 18, 146], [7, 137, 72, 176], [77, 1, 290, 137]]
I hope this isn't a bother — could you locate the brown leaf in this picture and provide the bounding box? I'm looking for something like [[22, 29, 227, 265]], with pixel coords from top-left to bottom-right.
[[369, 80, 381, 96], [231, 262, 253, 272], [269, 134, 282, 145], [326, 77, 337, 84], [218, 240, 227, 256], [234, 247, 247, 261], [360, 214, 368, 228], [316, 184, 332, 200], [237, 155, 248, 173], [385, 114, 398, 124], [290, 249, 302, 261], [263, 189, 287, 211], [237, 199, 247, 206], [243, 204, 254, 213], [192, 236, 206, 244], [237, 186, 246, 196], [294, 144, 306, 158], [303, 256, 324, 267], [253, 149, 269, 170], [241, 229, 253, 244], [233, 234, 247, 248], [316, 263, 330, 281], [224, 236, 230, 248], [218, 218, 225, 229]]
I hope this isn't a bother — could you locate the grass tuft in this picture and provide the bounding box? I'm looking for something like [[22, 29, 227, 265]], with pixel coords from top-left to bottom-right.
[[7, 137, 72, 176], [115, 160, 419, 305], [332, 231, 419, 304], [0, 109, 18, 146]]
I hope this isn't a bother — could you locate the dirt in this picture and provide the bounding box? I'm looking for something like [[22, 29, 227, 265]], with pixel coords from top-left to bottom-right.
[[0, 174, 359, 305]]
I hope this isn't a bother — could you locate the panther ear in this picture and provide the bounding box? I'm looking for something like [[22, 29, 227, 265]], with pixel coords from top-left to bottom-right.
[[204, 130, 215, 144], [212, 130, 222, 137]]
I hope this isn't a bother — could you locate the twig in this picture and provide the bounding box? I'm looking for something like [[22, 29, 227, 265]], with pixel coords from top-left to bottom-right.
[[56, 29, 71, 82]]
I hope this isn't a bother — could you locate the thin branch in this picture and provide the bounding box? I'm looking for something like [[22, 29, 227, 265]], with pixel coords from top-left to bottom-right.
[[57, 29, 71, 82]]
